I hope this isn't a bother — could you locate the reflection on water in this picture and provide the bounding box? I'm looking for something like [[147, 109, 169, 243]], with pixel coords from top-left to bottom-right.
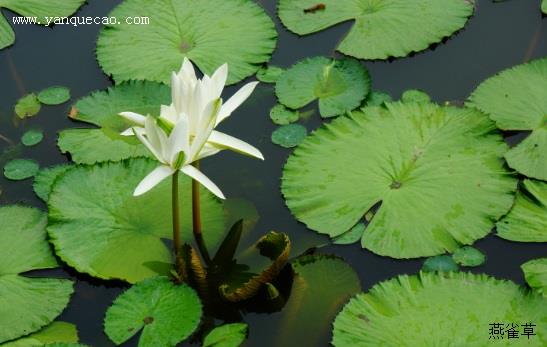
[[0, 0, 546, 346]]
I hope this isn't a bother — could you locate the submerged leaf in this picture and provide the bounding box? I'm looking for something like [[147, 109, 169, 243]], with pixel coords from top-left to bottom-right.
[[14, 94, 40, 119], [271, 124, 307, 148], [276, 57, 370, 118], [452, 246, 486, 267], [96, 0, 276, 85], [0, 322, 78, 347], [37, 86, 71, 105], [278, 0, 474, 60], [269, 104, 299, 125], [21, 130, 44, 147], [3, 159, 39, 181], [522, 258, 547, 297], [104, 277, 201, 347], [333, 272, 547, 346], [257, 65, 285, 84], [203, 323, 248, 347], [422, 255, 459, 272], [282, 102, 516, 258], [33, 164, 72, 202]]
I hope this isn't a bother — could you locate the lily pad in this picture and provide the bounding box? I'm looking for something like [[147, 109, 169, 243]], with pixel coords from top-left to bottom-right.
[[278, 0, 474, 60], [543, 0, 547, 14], [59, 81, 169, 164], [21, 130, 44, 147], [269, 104, 299, 125], [47, 158, 226, 283], [333, 223, 365, 245], [522, 258, 547, 297], [104, 276, 202, 347], [4, 159, 39, 181], [33, 164, 72, 202], [365, 91, 392, 107], [14, 94, 40, 119], [467, 57, 547, 180], [401, 89, 431, 103], [333, 272, 547, 346], [0, 206, 74, 343], [203, 323, 248, 347], [275, 57, 370, 118], [452, 246, 486, 267], [0, 322, 78, 347], [0, 0, 85, 49], [271, 124, 307, 148], [422, 255, 459, 272], [496, 179, 547, 242], [37, 87, 71, 105], [96, 0, 276, 85], [257, 65, 285, 83], [282, 102, 516, 258]]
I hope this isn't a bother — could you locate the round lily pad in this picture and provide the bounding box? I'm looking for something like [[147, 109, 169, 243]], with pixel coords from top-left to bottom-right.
[[14, 94, 40, 119], [203, 323, 248, 347], [496, 179, 547, 242], [1, 322, 78, 347], [269, 104, 299, 125], [282, 102, 517, 258], [96, 0, 276, 85], [401, 89, 431, 103], [104, 277, 201, 347], [452, 246, 486, 267], [278, 0, 474, 60], [275, 57, 370, 118], [468, 57, 547, 180], [21, 129, 44, 147], [332, 272, 547, 346], [365, 91, 393, 107], [47, 158, 225, 283], [422, 255, 459, 272], [4, 159, 39, 181], [33, 164, 72, 202], [271, 124, 307, 148], [0, 206, 74, 343], [37, 86, 71, 105], [522, 258, 547, 297], [256, 65, 285, 83], [333, 223, 365, 245]]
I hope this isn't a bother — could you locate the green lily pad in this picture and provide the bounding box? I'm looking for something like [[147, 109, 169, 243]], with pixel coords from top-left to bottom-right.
[[37, 87, 71, 105], [401, 89, 431, 103], [467, 57, 547, 180], [522, 258, 547, 297], [269, 104, 299, 125], [14, 94, 40, 119], [256, 65, 285, 84], [0, 0, 85, 49], [333, 223, 365, 245], [497, 179, 547, 242], [33, 164, 72, 202], [21, 130, 44, 147], [543, 0, 547, 14], [271, 124, 307, 148], [275, 57, 370, 118], [47, 158, 225, 283], [0, 322, 78, 347], [278, 0, 474, 60], [59, 81, 169, 164], [104, 276, 202, 347], [0, 206, 74, 343], [422, 255, 459, 272], [96, 0, 276, 85], [282, 102, 516, 258], [452, 246, 486, 267], [203, 323, 248, 347], [365, 91, 392, 107], [4, 159, 39, 180], [333, 272, 547, 346]]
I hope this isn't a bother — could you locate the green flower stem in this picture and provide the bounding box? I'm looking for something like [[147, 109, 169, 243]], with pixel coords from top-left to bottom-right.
[[172, 171, 185, 281], [192, 161, 212, 265]]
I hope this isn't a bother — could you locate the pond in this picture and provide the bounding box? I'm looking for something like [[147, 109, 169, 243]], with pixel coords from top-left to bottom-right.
[[0, 0, 546, 346]]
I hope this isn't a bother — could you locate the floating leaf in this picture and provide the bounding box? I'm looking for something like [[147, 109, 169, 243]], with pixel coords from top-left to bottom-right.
[[282, 102, 516, 258], [543, 0, 547, 14], [452, 246, 486, 267], [37, 86, 71, 105], [203, 323, 248, 347], [275, 57, 370, 118], [21, 130, 43, 147], [47, 158, 225, 283], [0, 322, 78, 347], [269, 104, 299, 125], [96, 0, 276, 85], [33, 164, 72, 202], [4, 159, 39, 181], [333, 223, 365, 245], [401, 89, 431, 103], [497, 180, 547, 242], [59, 81, 169, 164], [14, 94, 40, 119], [0, 0, 85, 49], [256, 65, 285, 83], [522, 258, 547, 297], [278, 0, 474, 60], [104, 277, 201, 347], [422, 255, 459, 272], [0, 206, 73, 343], [271, 124, 307, 148], [333, 272, 547, 346], [468, 57, 547, 180], [365, 91, 392, 107]]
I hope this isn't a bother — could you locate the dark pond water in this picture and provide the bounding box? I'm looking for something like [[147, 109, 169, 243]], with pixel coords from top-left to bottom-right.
[[0, 0, 546, 346]]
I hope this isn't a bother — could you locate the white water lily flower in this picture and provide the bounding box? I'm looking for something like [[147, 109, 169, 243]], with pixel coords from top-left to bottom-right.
[[119, 58, 263, 161]]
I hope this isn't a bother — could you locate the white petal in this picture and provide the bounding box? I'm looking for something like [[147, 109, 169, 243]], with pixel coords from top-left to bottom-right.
[[217, 81, 259, 125], [119, 112, 146, 126], [180, 165, 225, 199], [168, 117, 190, 164], [190, 99, 221, 160], [135, 121, 163, 162], [179, 57, 197, 83], [208, 131, 264, 160], [120, 126, 145, 137], [210, 63, 228, 98], [171, 73, 184, 113], [160, 104, 178, 124], [134, 166, 175, 196]]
